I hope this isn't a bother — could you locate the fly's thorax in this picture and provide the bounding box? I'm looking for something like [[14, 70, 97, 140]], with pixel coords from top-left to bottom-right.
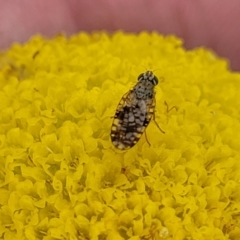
[[133, 80, 155, 100]]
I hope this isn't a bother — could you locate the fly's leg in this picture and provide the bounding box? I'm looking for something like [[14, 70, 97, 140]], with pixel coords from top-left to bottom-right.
[[164, 101, 178, 113], [153, 111, 165, 134], [144, 131, 151, 146]]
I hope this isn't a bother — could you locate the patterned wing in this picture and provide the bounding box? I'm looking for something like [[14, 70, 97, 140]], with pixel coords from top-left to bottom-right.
[[111, 90, 156, 150]]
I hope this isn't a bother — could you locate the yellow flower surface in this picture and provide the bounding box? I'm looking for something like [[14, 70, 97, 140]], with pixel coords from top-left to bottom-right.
[[0, 32, 240, 240]]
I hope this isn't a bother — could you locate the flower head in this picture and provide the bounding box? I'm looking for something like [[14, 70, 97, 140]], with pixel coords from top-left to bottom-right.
[[0, 32, 240, 239]]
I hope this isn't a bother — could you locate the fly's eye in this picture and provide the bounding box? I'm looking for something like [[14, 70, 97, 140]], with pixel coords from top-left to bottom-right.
[[137, 73, 144, 81], [153, 76, 158, 85]]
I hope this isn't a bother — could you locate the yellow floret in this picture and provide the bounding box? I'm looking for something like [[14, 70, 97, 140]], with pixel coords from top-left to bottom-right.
[[0, 32, 240, 240]]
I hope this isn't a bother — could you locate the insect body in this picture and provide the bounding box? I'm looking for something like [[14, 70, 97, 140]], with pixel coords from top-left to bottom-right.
[[111, 71, 160, 150]]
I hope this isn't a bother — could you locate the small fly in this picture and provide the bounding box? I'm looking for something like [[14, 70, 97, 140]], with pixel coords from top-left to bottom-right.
[[110, 71, 164, 150]]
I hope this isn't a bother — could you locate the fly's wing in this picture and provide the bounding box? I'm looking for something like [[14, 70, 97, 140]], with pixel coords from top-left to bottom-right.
[[111, 91, 155, 150]]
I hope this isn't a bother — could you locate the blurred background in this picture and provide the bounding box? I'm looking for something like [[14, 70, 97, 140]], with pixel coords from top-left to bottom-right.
[[1, 0, 240, 70]]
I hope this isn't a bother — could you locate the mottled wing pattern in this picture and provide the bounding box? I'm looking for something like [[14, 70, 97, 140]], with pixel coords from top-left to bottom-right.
[[111, 90, 156, 150]]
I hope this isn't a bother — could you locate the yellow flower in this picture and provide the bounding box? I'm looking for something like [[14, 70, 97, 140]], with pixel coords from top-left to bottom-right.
[[0, 32, 240, 239]]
